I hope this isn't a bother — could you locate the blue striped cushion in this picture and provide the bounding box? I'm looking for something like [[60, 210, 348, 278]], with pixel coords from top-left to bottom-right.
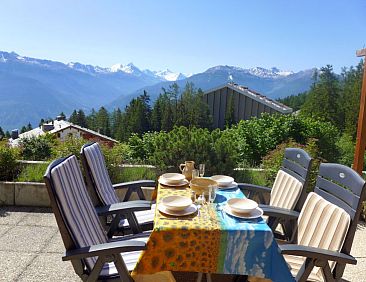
[[83, 143, 120, 205], [51, 155, 108, 272]]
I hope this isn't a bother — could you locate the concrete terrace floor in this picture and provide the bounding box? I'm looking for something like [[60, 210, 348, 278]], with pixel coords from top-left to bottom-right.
[[0, 206, 365, 282]]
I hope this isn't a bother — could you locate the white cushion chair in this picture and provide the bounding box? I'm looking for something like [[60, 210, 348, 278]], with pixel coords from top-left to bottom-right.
[[268, 163, 366, 281], [240, 148, 313, 239]]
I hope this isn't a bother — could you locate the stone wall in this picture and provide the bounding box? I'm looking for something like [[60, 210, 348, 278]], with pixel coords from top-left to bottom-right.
[[0, 181, 154, 207]]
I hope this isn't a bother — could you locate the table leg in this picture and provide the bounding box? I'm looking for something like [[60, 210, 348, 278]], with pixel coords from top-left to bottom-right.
[[196, 272, 203, 282]]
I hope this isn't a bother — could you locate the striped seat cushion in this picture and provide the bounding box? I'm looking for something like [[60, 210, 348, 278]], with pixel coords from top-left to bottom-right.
[[51, 156, 108, 272], [100, 235, 148, 276], [284, 192, 351, 281], [122, 204, 156, 227], [270, 170, 303, 210], [51, 156, 143, 278], [84, 143, 155, 228], [84, 143, 120, 205]]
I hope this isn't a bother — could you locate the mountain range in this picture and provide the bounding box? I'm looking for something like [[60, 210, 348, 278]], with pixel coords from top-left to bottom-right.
[[0, 51, 315, 130]]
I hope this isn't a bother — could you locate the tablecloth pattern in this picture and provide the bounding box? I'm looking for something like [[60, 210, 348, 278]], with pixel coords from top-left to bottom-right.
[[132, 184, 294, 282]]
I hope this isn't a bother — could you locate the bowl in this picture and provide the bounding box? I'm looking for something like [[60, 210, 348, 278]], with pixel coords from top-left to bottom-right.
[[211, 175, 234, 187], [227, 198, 258, 214], [160, 173, 186, 184], [190, 177, 218, 195], [161, 195, 193, 211]]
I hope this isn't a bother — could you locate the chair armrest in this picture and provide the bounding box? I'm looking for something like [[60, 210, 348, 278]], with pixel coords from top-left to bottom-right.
[[113, 180, 156, 201], [279, 244, 357, 265], [96, 200, 152, 216], [63, 240, 146, 261], [113, 180, 156, 190], [260, 205, 300, 220], [237, 183, 271, 204], [238, 183, 272, 194]]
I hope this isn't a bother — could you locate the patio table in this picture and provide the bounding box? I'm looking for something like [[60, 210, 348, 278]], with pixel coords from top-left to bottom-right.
[[132, 184, 294, 282]]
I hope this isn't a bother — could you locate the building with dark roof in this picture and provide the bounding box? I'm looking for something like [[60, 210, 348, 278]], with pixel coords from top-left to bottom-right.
[[203, 83, 293, 129], [9, 116, 118, 147]]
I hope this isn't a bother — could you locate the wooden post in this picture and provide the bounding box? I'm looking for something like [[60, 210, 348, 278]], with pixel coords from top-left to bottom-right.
[[353, 48, 366, 174]]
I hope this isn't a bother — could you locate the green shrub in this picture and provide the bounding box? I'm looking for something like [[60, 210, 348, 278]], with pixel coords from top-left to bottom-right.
[[51, 136, 89, 159], [335, 132, 362, 168], [0, 142, 20, 181], [234, 114, 339, 165], [20, 135, 54, 161], [233, 168, 267, 186], [111, 166, 157, 184], [129, 126, 239, 175], [261, 139, 320, 191], [101, 143, 133, 182], [16, 163, 49, 182]]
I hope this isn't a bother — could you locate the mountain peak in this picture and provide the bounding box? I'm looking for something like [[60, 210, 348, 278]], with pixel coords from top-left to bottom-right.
[[205, 65, 294, 78], [110, 63, 142, 75]]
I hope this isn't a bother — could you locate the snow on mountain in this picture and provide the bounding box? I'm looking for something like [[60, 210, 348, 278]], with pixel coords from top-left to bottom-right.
[[247, 67, 294, 78], [110, 63, 143, 76], [154, 69, 187, 81], [206, 65, 294, 78]]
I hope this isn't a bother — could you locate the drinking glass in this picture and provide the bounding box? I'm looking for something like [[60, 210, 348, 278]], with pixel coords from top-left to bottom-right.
[[191, 169, 199, 179], [199, 164, 205, 177], [208, 185, 217, 204]]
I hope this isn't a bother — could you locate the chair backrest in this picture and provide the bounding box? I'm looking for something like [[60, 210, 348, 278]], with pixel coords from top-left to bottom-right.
[[80, 142, 120, 206], [44, 155, 109, 277], [269, 148, 313, 211], [314, 163, 366, 257], [298, 163, 366, 278]]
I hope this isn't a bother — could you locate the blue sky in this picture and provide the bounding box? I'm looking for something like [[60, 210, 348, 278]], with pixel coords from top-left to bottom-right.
[[0, 0, 365, 74]]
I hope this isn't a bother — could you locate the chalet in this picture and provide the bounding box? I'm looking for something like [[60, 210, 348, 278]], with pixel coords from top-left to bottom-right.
[[203, 83, 293, 129], [9, 116, 118, 147]]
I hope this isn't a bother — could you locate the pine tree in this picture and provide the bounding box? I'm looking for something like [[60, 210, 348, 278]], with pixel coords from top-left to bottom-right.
[[111, 108, 124, 140], [96, 107, 111, 136], [0, 127, 4, 140], [69, 110, 78, 124], [27, 122, 32, 131], [301, 65, 341, 126], [86, 108, 97, 131], [77, 109, 87, 128], [20, 126, 27, 133], [5, 131, 11, 138], [39, 118, 45, 127]]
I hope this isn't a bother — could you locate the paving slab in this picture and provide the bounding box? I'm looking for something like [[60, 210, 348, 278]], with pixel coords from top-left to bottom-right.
[[17, 211, 57, 227], [43, 231, 65, 254], [0, 225, 57, 253], [17, 253, 80, 282], [0, 251, 36, 282], [0, 206, 30, 225], [344, 257, 366, 281], [0, 225, 13, 236]]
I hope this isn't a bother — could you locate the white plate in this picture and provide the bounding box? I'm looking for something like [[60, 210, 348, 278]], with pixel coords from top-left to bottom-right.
[[158, 177, 189, 187], [223, 205, 263, 219], [160, 173, 186, 184], [211, 175, 235, 186], [161, 195, 192, 211], [158, 203, 197, 216], [217, 181, 238, 190]]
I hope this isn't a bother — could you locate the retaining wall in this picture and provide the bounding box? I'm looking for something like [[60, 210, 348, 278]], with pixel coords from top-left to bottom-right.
[[0, 181, 154, 207]]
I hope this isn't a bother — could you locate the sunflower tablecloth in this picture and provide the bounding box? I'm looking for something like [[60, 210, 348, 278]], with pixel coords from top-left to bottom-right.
[[132, 184, 294, 282]]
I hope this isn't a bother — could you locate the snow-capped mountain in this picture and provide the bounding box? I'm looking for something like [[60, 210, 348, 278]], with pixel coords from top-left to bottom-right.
[[144, 69, 187, 81], [109, 65, 315, 110], [205, 65, 294, 79], [110, 63, 144, 76], [0, 50, 315, 130]]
